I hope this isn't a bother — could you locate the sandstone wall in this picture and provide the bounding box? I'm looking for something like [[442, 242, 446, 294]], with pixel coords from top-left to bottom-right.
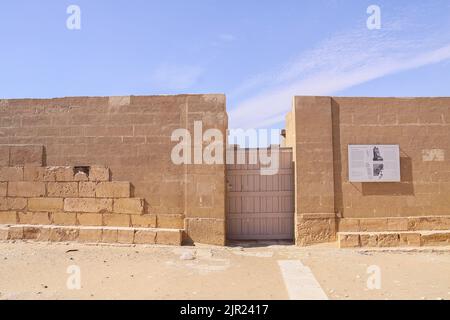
[[286, 96, 450, 245], [0, 95, 228, 245]]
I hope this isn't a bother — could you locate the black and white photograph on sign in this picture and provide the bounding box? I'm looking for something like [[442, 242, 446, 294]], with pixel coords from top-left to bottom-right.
[[373, 147, 384, 161], [348, 145, 401, 182], [373, 163, 384, 178]]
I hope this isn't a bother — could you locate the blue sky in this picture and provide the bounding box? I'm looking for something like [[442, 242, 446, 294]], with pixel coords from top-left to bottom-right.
[[1, 0, 450, 133]]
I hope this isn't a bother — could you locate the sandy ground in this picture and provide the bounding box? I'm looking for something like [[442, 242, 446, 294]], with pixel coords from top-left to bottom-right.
[[0, 241, 449, 300]]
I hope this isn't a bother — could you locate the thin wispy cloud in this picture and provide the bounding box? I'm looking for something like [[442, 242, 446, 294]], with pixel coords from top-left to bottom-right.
[[229, 6, 450, 129]]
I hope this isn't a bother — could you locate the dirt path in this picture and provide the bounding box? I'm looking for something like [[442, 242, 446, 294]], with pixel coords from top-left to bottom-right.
[[0, 241, 449, 300]]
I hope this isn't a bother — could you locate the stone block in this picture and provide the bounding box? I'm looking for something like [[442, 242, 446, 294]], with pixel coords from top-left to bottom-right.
[[18, 212, 51, 225], [51, 212, 77, 226], [9, 145, 44, 166], [101, 228, 118, 243], [387, 218, 409, 231], [96, 182, 131, 198], [338, 233, 360, 248], [157, 214, 184, 229], [134, 229, 156, 244], [156, 229, 182, 245], [8, 225, 24, 240], [0, 182, 6, 197], [103, 214, 130, 227], [54, 167, 75, 182], [78, 227, 102, 243], [296, 217, 336, 246], [377, 233, 400, 247], [24, 166, 44, 181], [79, 182, 96, 197], [64, 198, 112, 213], [89, 166, 110, 182], [0, 226, 9, 240], [117, 228, 135, 244], [47, 182, 78, 198], [360, 234, 378, 247], [0, 197, 27, 211], [8, 181, 45, 197], [399, 233, 421, 247], [0, 211, 17, 224], [0, 146, 9, 166], [359, 219, 388, 232], [0, 167, 23, 182], [28, 198, 63, 212], [131, 215, 157, 228], [185, 218, 225, 246], [113, 198, 144, 214], [77, 213, 103, 226], [49, 227, 79, 242], [23, 226, 41, 240], [421, 232, 450, 246], [35, 226, 51, 241], [338, 219, 360, 232]]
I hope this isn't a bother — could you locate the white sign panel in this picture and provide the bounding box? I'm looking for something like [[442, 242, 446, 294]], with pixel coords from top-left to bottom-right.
[[348, 145, 401, 182]]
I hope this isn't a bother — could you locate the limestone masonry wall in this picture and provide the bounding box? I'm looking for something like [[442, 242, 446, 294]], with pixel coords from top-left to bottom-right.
[[0, 95, 228, 245], [286, 96, 450, 245]]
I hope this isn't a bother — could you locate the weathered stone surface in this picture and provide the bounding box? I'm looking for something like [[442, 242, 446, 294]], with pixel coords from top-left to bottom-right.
[[101, 228, 118, 243], [54, 167, 74, 182], [360, 234, 378, 247], [96, 182, 130, 198], [0, 197, 27, 211], [359, 219, 388, 232], [131, 215, 157, 228], [0, 182, 7, 197], [8, 225, 24, 240], [400, 233, 421, 247], [51, 212, 77, 226], [0, 167, 23, 182], [0, 226, 9, 240], [9, 145, 44, 166], [78, 227, 102, 243], [156, 229, 182, 245], [0, 146, 9, 167], [113, 198, 144, 214], [49, 227, 79, 242], [420, 232, 450, 246], [79, 182, 96, 197], [408, 217, 450, 231], [47, 182, 78, 198], [377, 233, 400, 247], [185, 218, 225, 246], [8, 181, 45, 197], [103, 214, 130, 227], [134, 229, 156, 244], [338, 219, 360, 232], [77, 213, 103, 226], [89, 167, 110, 182], [18, 212, 51, 225], [28, 198, 63, 212], [338, 233, 360, 248], [23, 226, 41, 240], [117, 228, 135, 244], [387, 218, 409, 231], [157, 214, 184, 229], [64, 198, 112, 213], [0, 95, 227, 247], [297, 217, 336, 246], [0, 211, 17, 224]]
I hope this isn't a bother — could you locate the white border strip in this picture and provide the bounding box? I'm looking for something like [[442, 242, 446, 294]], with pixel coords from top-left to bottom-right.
[[277, 260, 328, 300]]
